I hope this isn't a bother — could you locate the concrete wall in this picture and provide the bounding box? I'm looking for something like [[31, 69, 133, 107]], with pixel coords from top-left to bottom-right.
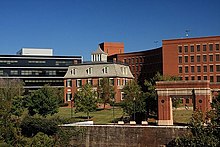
[[68, 125, 188, 147]]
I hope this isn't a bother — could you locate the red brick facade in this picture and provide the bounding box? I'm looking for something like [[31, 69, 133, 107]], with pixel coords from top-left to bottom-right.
[[99, 42, 124, 56]]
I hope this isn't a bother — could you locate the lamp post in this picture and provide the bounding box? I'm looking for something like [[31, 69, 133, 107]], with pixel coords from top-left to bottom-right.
[[133, 97, 136, 121]]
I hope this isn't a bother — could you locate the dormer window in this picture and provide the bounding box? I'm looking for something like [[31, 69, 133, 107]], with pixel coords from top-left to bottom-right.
[[86, 67, 92, 74], [103, 66, 109, 74], [121, 67, 128, 75], [70, 68, 76, 75]]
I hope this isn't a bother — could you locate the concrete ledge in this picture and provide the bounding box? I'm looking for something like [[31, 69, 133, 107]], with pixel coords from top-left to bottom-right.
[[141, 121, 148, 125], [157, 120, 173, 126], [118, 121, 124, 125], [130, 121, 136, 125]]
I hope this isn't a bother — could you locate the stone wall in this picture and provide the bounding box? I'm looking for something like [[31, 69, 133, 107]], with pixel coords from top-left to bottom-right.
[[67, 125, 188, 147]]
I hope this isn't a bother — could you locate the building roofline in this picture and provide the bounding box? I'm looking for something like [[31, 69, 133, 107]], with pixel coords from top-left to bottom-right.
[[0, 54, 82, 59], [162, 35, 220, 42]]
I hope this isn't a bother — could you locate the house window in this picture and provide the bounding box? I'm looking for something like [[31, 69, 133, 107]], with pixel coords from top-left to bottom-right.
[[178, 46, 182, 53], [209, 44, 213, 51], [66, 79, 72, 87], [209, 55, 213, 62], [197, 55, 201, 62], [66, 92, 72, 101], [185, 56, 188, 63], [190, 46, 194, 52], [210, 65, 214, 72], [103, 66, 109, 74], [197, 45, 200, 52], [179, 56, 182, 63], [76, 79, 82, 87], [179, 67, 182, 73], [70, 68, 76, 75], [86, 67, 92, 74], [109, 78, 114, 86], [87, 79, 93, 85], [121, 92, 126, 100], [203, 45, 207, 51], [117, 79, 120, 86]]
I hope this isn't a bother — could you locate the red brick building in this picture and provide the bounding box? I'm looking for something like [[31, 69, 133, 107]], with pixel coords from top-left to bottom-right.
[[99, 42, 124, 56]]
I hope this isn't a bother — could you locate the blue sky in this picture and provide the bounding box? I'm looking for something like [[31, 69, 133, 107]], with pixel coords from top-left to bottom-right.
[[0, 0, 220, 60]]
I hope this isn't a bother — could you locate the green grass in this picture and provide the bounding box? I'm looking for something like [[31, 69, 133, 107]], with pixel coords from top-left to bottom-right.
[[55, 107, 193, 125]]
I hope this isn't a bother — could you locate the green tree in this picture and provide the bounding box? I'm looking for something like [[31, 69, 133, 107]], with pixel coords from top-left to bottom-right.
[[25, 85, 59, 117], [97, 78, 115, 109], [74, 84, 97, 119], [121, 80, 146, 122], [0, 79, 24, 146], [29, 132, 54, 147]]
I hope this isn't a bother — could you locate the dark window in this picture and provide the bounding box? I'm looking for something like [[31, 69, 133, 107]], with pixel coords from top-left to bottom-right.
[[179, 56, 182, 63], [216, 54, 220, 61], [185, 77, 189, 80], [186, 98, 189, 104], [210, 65, 214, 72], [185, 56, 188, 63], [184, 46, 188, 53], [209, 55, 213, 62], [203, 66, 207, 72], [179, 67, 182, 73], [217, 76, 220, 82], [178, 46, 182, 53], [216, 44, 219, 50], [197, 76, 201, 80], [204, 76, 207, 80], [203, 55, 207, 62], [191, 76, 195, 80], [109, 78, 114, 86], [197, 45, 200, 51], [190, 46, 194, 52], [209, 44, 213, 51], [203, 45, 207, 51], [197, 66, 201, 72], [191, 66, 195, 73], [216, 65, 220, 72], [190, 56, 194, 62], [210, 76, 214, 82], [197, 55, 201, 62], [185, 66, 189, 73]]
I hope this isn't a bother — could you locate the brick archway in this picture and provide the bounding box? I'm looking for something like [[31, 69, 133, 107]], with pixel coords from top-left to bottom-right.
[[156, 81, 212, 125]]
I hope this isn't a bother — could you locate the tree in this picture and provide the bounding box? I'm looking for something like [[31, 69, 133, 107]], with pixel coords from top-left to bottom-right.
[[0, 79, 24, 146], [97, 78, 115, 109], [25, 85, 59, 117], [121, 80, 146, 122], [74, 84, 97, 119]]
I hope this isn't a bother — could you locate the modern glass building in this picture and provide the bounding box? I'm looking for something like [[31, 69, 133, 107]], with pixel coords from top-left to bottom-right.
[[0, 48, 82, 91]]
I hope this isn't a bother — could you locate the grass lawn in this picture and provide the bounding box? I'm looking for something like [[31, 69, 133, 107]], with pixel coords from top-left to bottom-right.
[[55, 107, 193, 125]]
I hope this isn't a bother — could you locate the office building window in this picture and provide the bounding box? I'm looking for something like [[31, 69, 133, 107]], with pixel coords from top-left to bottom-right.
[[46, 70, 56, 75], [209, 44, 213, 51], [203, 66, 207, 72], [124, 58, 127, 63], [210, 65, 214, 72], [204, 76, 207, 80], [209, 55, 213, 62], [191, 76, 195, 80], [190, 46, 194, 52], [203, 45, 207, 51], [178, 46, 182, 53], [216, 65, 220, 72], [66, 79, 72, 87], [10, 70, 18, 75], [197, 66, 201, 72], [197, 45, 200, 52], [216, 54, 220, 61], [185, 77, 189, 80], [178, 56, 182, 63], [184, 46, 188, 53], [131, 58, 134, 64], [216, 44, 219, 50], [0, 70, 3, 75], [197, 76, 201, 80], [203, 55, 207, 62], [210, 76, 214, 82], [185, 66, 189, 73], [76, 79, 82, 87], [185, 56, 188, 63], [217, 76, 220, 82], [197, 55, 201, 62], [191, 66, 195, 73], [179, 67, 182, 73], [190, 56, 194, 62]]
